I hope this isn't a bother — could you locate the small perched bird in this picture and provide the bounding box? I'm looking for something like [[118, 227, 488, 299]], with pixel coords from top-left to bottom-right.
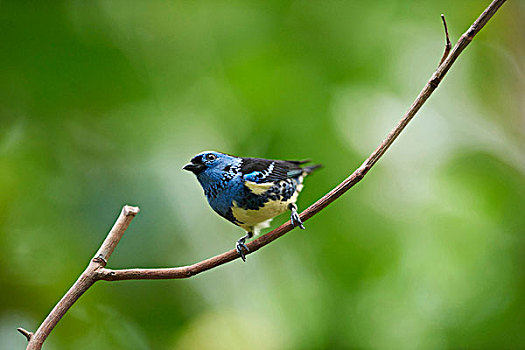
[[183, 151, 321, 261]]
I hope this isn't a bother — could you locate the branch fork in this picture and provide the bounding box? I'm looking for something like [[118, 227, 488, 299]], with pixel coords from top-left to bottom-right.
[[18, 1, 507, 348]]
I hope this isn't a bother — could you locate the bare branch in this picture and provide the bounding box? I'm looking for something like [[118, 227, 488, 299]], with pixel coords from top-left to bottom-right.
[[439, 14, 452, 65], [22, 206, 139, 350], [99, 0, 508, 281], [93, 205, 140, 264], [18, 1, 507, 348], [17, 328, 33, 341]]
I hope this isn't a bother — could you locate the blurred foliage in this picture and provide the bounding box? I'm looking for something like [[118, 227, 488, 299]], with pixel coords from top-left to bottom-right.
[[1, 1, 524, 349]]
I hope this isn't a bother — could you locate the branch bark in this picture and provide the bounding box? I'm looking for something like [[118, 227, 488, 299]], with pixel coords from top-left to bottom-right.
[[22, 206, 140, 350], [19, 0, 507, 348], [439, 14, 452, 66]]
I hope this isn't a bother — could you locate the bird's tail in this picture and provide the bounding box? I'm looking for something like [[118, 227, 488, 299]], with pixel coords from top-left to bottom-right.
[[286, 161, 322, 177], [302, 164, 322, 174]]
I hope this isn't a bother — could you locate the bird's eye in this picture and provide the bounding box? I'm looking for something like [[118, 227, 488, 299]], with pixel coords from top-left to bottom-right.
[[206, 154, 217, 161]]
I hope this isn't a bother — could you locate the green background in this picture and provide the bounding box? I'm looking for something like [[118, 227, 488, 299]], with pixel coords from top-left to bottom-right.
[[1, 1, 524, 349]]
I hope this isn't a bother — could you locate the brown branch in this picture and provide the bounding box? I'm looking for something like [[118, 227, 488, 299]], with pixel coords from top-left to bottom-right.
[[439, 14, 452, 65], [17, 328, 33, 341], [98, 0, 507, 281], [18, 1, 507, 348], [22, 206, 139, 350]]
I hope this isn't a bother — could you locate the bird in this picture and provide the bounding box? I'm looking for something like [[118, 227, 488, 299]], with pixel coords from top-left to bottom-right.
[[183, 151, 321, 261]]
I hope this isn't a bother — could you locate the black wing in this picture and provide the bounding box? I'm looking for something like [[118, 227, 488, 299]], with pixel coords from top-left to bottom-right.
[[240, 157, 307, 183]]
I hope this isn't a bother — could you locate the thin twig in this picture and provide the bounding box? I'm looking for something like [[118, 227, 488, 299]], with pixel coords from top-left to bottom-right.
[[16, 328, 33, 341], [18, 1, 507, 349], [439, 14, 452, 65]]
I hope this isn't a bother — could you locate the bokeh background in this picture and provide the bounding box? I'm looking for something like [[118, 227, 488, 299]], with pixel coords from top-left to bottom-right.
[[1, 0, 524, 349]]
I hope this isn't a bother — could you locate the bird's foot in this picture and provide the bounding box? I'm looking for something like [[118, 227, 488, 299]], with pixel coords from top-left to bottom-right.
[[236, 236, 250, 262], [289, 204, 305, 230]]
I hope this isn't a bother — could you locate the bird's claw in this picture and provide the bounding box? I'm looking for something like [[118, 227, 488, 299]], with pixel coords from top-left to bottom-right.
[[290, 210, 305, 230], [236, 237, 250, 262]]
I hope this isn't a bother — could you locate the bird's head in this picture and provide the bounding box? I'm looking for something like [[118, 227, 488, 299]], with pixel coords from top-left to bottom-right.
[[183, 151, 238, 179]]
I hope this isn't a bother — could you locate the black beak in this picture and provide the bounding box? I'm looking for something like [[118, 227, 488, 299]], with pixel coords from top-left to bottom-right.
[[183, 162, 205, 174]]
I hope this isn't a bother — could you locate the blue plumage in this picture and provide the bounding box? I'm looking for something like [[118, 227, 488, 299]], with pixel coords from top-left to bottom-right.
[[183, 151, 321, 261]]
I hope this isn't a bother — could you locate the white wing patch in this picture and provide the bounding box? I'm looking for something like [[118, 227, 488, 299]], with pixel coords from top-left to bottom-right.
[[261, 162, 275, 179], [251, 161, 275, 181]]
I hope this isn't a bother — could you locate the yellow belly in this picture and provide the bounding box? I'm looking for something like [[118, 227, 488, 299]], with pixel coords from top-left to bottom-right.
[[232, 199, 288, 226], [232, 177, 303, 233]]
